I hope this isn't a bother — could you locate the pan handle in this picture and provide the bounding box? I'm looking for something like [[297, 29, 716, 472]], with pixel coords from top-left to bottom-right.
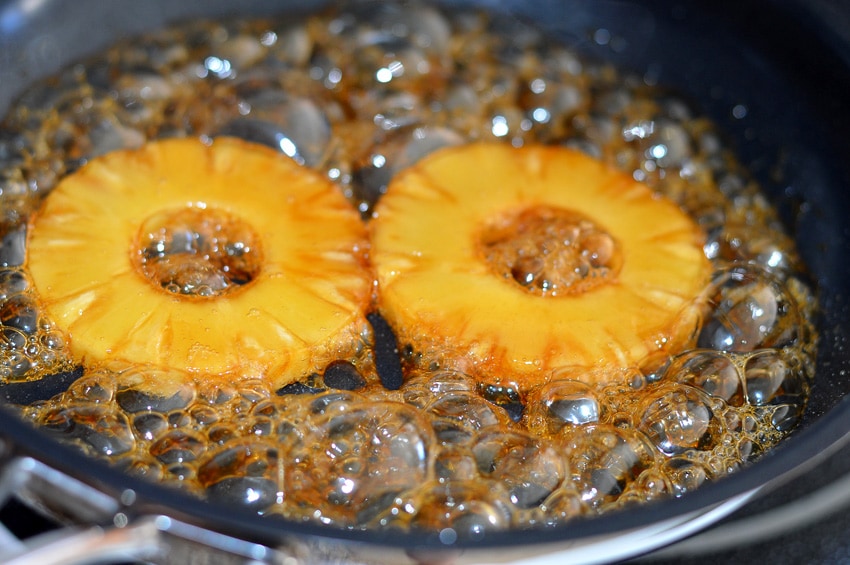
[[0, 521, 160, 565], [0, 456, 296, 565], [0, 516, 297, 565]]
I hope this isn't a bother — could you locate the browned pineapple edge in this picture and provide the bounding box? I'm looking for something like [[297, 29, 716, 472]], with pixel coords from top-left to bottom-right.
[[25, 136, 372, 391], [370, 142, 712, 391]]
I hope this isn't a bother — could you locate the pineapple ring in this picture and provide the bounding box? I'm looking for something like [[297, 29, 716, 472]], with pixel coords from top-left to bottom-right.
[[371, 143, 712, 389], [26, 137, 372, 388]]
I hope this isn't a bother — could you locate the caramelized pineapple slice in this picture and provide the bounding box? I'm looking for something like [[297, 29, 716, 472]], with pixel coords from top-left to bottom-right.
[[371, 143, 711, 389], [27, 137, 371, 388]]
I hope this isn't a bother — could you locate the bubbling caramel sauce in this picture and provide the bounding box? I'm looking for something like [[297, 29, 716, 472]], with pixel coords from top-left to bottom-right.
[[0, 1, 817, 536], [479, 205, 623, 296], [136, 206, 263, 298]]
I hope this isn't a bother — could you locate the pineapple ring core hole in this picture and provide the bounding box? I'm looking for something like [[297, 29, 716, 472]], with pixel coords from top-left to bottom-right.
[[479, 205, 622, 296], [134, 206, 263, 298]]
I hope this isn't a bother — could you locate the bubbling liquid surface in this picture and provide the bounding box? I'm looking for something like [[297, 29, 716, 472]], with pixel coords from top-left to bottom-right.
[[136, 206, 263, 298], [479, 205, 623, 296], [0, 2, 817, 534]]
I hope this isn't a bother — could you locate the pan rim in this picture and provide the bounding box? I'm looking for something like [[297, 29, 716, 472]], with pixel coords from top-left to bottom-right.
[[0, 0, 849, 557]]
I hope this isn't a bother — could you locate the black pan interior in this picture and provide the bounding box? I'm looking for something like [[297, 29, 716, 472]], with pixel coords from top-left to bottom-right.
[[0, 0, 849, 554]]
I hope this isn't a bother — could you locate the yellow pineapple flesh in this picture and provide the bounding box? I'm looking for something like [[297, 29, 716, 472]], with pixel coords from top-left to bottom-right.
[[370, 143, 711, 390], [26, 137, 372, 388]]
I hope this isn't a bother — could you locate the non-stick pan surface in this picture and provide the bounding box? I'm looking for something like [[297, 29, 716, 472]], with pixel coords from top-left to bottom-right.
[[0, 0, 849, 562]]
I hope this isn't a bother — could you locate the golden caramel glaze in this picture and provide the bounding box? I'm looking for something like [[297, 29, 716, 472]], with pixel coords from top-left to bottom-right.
[[371, 143, 712, 390], [26, 137, 372, 388], [3, 5, 819, 531]]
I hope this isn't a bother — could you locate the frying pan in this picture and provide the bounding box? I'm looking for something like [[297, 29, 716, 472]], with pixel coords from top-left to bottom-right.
[[0, 0, 849, 563]]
